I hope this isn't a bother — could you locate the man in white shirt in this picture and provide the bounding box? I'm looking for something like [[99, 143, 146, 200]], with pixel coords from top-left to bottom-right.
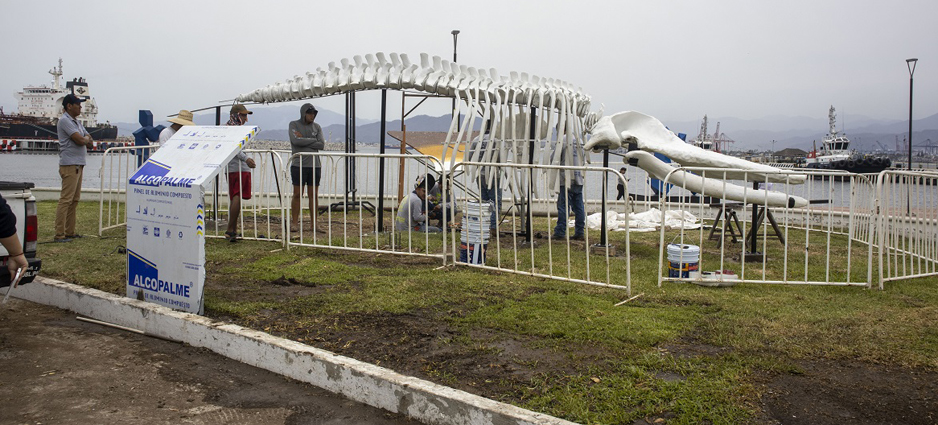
[[158, 109, 195, 146]]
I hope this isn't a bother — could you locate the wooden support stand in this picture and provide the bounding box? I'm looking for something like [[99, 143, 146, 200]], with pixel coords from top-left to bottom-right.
[[708, 202, 744, 245]]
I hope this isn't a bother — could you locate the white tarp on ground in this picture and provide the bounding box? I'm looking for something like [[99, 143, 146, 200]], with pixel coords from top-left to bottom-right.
[[126, 125, 258, 314], [564, 209, 700, 233]]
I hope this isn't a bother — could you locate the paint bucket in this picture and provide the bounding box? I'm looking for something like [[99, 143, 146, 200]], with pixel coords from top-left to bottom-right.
[[459, 242, 487, 264], [667, 244, 700, 278]]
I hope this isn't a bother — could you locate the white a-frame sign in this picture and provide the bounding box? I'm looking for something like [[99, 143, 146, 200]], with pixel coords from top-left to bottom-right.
[[126, 125, 258, 314]]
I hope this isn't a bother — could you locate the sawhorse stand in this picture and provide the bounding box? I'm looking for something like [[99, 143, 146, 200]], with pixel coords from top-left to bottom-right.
[[744, 189, 786, 262], [708, 202, 744, 245], [745, 205, 785, 247]]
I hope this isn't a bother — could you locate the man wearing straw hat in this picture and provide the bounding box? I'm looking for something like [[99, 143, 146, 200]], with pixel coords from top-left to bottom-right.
[[224, 104, 256, 242], [158, 109, 195, 146]]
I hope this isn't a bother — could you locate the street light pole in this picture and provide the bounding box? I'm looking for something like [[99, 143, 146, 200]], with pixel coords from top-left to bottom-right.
[[906, 58, 917, 170], [451, 30, 460, 127]]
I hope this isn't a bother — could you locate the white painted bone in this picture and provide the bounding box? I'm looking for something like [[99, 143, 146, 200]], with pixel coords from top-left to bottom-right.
[[363, 54, 378, 89], [626, 150, 808, 208], [400, 64, 418, 89], [587, 111, 807, 184]]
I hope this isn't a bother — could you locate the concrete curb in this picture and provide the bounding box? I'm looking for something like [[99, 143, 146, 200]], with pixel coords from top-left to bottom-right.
[[11, 277, 577, 425]]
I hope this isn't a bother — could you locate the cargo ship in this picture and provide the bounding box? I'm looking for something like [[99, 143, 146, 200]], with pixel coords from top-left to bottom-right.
[[0, 59, 118, 150]]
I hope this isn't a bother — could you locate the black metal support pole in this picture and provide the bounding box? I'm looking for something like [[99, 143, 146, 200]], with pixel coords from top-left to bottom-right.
[[908, 75, 914, 171], [747, 181, 761, 261], [600, 149, 609, 246], [345, 92, 350, 207], [451, 30, 459, 131], [213, 106, 221, 221], [350, 91, 357, 204], [525, 107, 536, 242], [378, 89, 387, 232], [905, 58, 917, 215]]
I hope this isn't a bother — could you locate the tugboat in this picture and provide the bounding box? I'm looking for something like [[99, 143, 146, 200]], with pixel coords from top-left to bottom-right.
[[0, 59, 118, 149], [803, 106, 891, 173]]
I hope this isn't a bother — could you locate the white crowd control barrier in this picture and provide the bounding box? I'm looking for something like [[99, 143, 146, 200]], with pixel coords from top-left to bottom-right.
[[98, 145, 158, 235], [97, 144, 936, 292], [284, 151, 449, 261], [449, 161, 631, 294], [876, 170, 938, 289], [651, 165, 937, 289], [202, 149, 287, 243]]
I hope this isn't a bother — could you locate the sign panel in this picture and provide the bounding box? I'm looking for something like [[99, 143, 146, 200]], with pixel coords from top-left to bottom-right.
[[126, 125, 257, 314]]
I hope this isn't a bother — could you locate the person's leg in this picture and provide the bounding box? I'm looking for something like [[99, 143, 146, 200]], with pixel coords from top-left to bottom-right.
[[307, 184, 317, 228], [65, 165, 84, 237], [311, 167, 321, 228], [571, 184, 586, 238], [480, 176, 501, 230], [416, 223, 442, 233], [291, 185, 302, 228], [55, 165, 79, 240], [226, 172, 242, 237], [227, 197, 240, 235], [290, 166, 302, 229], [553, 185, 568, 238], [479, 178, 492, 226]]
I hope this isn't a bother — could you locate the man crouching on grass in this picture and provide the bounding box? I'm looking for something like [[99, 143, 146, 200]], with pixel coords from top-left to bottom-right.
[[225, 104, 256, 242]]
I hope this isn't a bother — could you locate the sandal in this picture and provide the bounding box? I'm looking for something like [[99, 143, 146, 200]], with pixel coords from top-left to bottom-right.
[[224, 231, 238, 242]]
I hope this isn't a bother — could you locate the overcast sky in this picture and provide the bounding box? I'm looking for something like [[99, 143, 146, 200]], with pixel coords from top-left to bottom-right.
[[1, 0, 935, 126]]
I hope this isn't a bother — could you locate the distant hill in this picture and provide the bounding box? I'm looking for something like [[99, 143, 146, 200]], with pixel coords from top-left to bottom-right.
[[113, 104, 372, 138], [320, 114, 460, 144], [675, 113, 938, 153]]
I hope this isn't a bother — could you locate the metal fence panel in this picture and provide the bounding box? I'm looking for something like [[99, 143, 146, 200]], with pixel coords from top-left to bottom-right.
[[654, 167, 877, 288], [449, 161, 630, 294], [284, 151, 449, 261], [876, 170, 938, 288], [98, 146, 158, 235]]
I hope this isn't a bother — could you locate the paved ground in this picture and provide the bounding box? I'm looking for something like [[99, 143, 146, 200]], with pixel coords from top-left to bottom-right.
[[0, 298, 417, 425]]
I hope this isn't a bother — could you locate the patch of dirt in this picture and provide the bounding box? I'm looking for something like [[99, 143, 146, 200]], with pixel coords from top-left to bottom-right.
[[243, 309, 577, 399], [0, 300, 415, 425], [208, 256, 938, 424], [759, 360, 938, 425], [270, 276, 321, 287]]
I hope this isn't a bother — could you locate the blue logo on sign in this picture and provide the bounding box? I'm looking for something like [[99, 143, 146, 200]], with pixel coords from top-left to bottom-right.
[[130, 160, 172, 187], [128, 250, 190, 299]]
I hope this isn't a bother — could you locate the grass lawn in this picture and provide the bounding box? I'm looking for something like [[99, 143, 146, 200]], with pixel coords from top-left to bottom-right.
[[34, 201, 938, 424]]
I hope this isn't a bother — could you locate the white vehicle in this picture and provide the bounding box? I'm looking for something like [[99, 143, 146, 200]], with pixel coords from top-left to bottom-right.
[[1, 182, 41, 287]]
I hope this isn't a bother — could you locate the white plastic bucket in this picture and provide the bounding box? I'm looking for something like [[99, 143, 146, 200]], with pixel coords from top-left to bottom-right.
[[461, 201, 492, 245], [667, 244, 700, 278]]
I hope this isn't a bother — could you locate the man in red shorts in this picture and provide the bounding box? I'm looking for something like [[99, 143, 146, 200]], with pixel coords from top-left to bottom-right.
[[225, 104, 256, 242]]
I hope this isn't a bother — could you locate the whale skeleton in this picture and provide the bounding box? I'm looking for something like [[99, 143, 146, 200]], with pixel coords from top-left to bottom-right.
[[236, 52, 807, 208]]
